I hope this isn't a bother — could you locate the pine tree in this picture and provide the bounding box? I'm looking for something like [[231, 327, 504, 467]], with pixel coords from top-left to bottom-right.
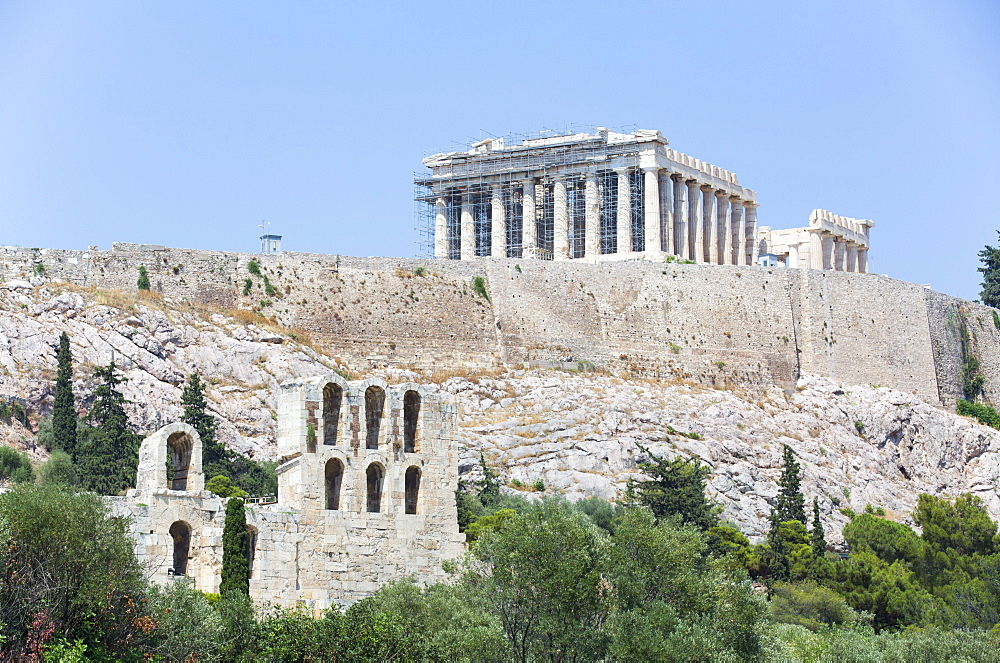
[[810, 497, 827, 558], [220, 497, 250, 596], [181, 374, 227, 474], [137, 265, 151, 291], [775, 444, 806, 524], [76, 360, 138, 495], [52, 332, 78, 458], [979, 232, 1000, 308], [628, 443, 721, 530]]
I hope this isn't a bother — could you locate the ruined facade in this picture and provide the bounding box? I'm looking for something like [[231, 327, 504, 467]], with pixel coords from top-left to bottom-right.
[[759, 209, 874, 272], [415, 128, 872, 272], [112, 375, 465, 610]]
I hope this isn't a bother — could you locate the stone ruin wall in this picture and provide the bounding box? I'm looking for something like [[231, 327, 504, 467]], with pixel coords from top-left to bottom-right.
[[3, 243, 998, 407], [112, 375, 466, 611]]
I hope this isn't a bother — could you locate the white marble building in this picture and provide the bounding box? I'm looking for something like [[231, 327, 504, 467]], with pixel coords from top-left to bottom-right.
[[416, 128, 872, 273]]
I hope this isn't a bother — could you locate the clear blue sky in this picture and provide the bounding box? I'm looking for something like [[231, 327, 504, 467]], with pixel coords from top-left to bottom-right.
[[2, 1, 998, 300]]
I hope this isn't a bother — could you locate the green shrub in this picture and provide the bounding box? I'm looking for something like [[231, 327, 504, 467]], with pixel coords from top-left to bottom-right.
[[414, 266, 426, 276], [957, 399, 1000, 429], [471, 276, 490, 301], [769, 581, 859, 631], [10, 402, 28, 428], [243, 278, 252, 296], [993, 310, 1000, 329], [247, 260, 262, 276], [137, 265, 150, 291], [0, 446, 34, 484]]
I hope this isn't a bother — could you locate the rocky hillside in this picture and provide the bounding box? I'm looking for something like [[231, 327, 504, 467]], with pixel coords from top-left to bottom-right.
[[2, 279, 998, 542]]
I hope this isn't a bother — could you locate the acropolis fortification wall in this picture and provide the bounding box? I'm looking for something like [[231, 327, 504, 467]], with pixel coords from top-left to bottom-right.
[[2, 243, 996, 408]]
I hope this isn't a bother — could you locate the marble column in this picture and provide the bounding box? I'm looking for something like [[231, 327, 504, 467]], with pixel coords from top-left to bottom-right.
[[434, 196, 448, 259], [687, 181, 703, 262], [673, 176, 688, 258], [721, 195, 733, 265], [808, 231, 824, 269], [732, 200, 746, 265], [857, 248, 869, 273], [553, 179, 570, 261], [584, 173, 599, 258], [834, 239, 847, 271], [846, 243, 859, 272], [521, 180, 536, 258], [460, 192, 475, 260], [703, 187, 718, 264], [745, 203, 758, 266], [616, 169, 632, 254], [491, 184, 506, 258], [643, 167, 661, 254], [660, 172, 674, 254]]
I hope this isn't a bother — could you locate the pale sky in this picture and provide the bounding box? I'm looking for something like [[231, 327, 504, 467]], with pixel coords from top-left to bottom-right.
[[1, 1, 998, 300]]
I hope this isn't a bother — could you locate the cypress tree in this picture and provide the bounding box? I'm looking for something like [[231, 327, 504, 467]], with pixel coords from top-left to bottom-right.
[[775, 444, 806, 524], [181, 374, 228, 475], [220, 497, 250, 596], [52, 332, 78, 458], [810, 497, 827, 558]]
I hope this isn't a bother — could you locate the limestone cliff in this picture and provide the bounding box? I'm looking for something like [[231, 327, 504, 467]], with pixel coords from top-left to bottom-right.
[[2, 279, 998, 542]]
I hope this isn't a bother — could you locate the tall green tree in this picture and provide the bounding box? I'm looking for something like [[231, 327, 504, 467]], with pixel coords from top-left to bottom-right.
[[978, 231, 1000, 308], [627, 443, 721, 530], [52, 332, 78, 458], [76, 360, 139, 495], [467, 503, 614, 662], [0, 483, 150, 656], [775, 444, 806, 524], [181, 374, 225, 472], [220, 497, 250, 597], [811, 497, 827, 558]]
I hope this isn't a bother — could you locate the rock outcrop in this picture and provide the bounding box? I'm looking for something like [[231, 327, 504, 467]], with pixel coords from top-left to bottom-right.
[[2, 281, 998, 542]]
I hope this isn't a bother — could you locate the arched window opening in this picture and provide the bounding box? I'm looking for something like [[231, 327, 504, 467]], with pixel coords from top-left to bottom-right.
[[169, 521, 191, 576], [167, 432, 193, 490], [325, 458, 344, 510], [366, 464, 384, 513], [246, 525, 258, 579], [365, 386, 385, 450], [403, 390, 420, 453], [405, 466, 421, 515], [323, 383, 342, 445]]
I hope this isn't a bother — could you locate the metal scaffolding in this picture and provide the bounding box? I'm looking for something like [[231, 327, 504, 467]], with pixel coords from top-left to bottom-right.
[[414, 126, 642, 259]]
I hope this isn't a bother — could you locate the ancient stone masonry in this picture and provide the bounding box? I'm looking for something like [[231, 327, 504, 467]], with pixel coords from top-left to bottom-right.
[[759, 210, 874, 273], [3, 242, 998, 407], [111, 375, 465, 610], [415, 128, 760, 265], [415, 128, 873, 271]]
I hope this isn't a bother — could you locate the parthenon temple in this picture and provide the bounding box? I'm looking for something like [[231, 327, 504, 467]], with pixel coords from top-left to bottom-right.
[[415, 128, 872, 272]]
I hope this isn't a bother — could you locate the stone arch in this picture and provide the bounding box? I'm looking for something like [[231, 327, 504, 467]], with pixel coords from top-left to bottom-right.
[[323, 382, 342, 445], [366, 463, 385, 513], [404, 466, 421, 515], [246, 524, 258, 579], [403, 390, 420, 453], [169, 520, 191, 576], [365, 386, 385, 450], [137, 423, 204, 493], [325, 458, 344, 510], [167, 431, 195, 490]]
